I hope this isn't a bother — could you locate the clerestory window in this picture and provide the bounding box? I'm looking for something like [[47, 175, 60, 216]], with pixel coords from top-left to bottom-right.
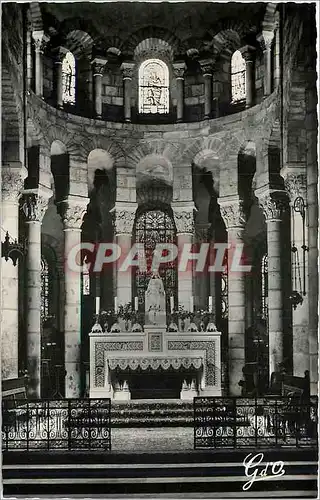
[[62, 51, 76, 105], [139, 59, 169, 114], [231, 50, 246, 102]]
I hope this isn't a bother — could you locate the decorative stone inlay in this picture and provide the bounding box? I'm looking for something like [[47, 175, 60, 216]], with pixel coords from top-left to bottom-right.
[[58, 197, 89, 229], [95, 341, 143, 386], [112, 207, 136, 235], [148, 332, 163, 352], [258, 191, 289, 221], [168, 340, 216, 386], [173, 209, 195, 234], [22, 192, 50, 222], [218, 198, 247, 229], [284, 173, 307, 201], [108, 357, 202, 371], [91, 57, 108, 76], [2, 166, 26, 202], [120, 62, 135, 80]]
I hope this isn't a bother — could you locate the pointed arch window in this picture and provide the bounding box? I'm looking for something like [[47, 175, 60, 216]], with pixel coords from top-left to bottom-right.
[[41, 257, 50, 320], [62, 51, 76, 105], [231, 50, 246, 102], [139, 59, 169, 114], [261, 254, 268, 320]]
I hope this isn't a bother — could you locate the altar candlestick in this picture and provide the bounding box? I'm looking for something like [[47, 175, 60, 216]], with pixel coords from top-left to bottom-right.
[[208, 296, 213, 313], [114, 296, 118, 314], [170, 296, 174, 313], [95, 296, 100, 315], [134, 296, 138, 312], [190, 296, 194, 312]]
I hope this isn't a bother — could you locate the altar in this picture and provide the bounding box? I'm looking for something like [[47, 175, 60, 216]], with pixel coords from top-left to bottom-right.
[[89, 275, 222, 401]]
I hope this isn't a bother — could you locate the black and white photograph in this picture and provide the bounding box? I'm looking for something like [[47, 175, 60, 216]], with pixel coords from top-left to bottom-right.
[[1, 1, 318, 498]]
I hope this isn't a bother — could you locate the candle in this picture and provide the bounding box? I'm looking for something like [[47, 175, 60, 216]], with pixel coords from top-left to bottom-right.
[[208, 296, 213, 313], [95, 296, 100, 315], [114, 296, 118, 314], [134, 296, 138, 312], [170, 296, 174, 313], [189, 296, 194, 313]]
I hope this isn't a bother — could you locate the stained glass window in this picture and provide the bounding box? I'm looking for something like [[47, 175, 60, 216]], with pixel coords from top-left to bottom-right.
[[82, 256, 90, 296], [41, 257, 49, 320], [134, 209, 177, 312], [231, 50, 246, 102], [62, 51, 76, 105], [139, 59, 169, 114], [261, 254, 268, 320]]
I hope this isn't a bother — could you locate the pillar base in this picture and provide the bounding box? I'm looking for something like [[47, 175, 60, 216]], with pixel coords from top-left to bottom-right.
[[114, 389, 131, 401], [180, 389, 198, 401], [125, 118, 131, 123]]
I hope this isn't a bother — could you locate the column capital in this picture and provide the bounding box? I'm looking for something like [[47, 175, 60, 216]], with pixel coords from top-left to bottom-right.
[[172, 203, 196, 234], [52, 46, 69, 63], [281, 165, 307, 201], [32, 30, 50, 53], [173, 61, 187, 79], [91, 57, 108, 76], [257, 31, 274, 51], [239, 45, 256, 62], [256, 189, 289, 221], [57, 196, 89, 230], [110, 203, 137, 235], [120, 61, 135, 80], [2, 163, 27, 202], [22, 187, 52, 223], [199, 58, 215, 76], [218, 196, 247, 230]]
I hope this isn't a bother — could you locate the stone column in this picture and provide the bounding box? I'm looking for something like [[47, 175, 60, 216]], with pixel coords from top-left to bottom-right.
[[173, 61, 186, 123], [111, 203, 137, 306], [195, 223, 210, 310], [240, 45, 256, 108], [120, 62, 135, 123], [53, 47, 68, 109], [274, 16, 281, 88], [200, 59, 214, 119], [1, 164, 27, 380], [257, 189, 288, 377], [58, 196, 89, 398], [218, 196, 247, 396], [282, 169, 309, 376], [26, 25, 33, 89], [32, 31, 49, 97], [172, 205, 195, 312], [258, 31, 274, 97], [91, 57, 108, 119], [22, 188, 52, 398]]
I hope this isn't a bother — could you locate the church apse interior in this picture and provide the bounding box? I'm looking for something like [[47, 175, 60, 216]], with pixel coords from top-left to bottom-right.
[[1, 2, 318, 406]]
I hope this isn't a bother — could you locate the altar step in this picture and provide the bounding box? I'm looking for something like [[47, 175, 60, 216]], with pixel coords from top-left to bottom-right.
[[111, 399, 194, 427], [3, 449, 318, 497]]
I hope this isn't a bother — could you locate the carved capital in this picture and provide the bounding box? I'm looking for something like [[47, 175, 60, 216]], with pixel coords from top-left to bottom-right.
[[257, 191, 289, 221], [199, 58, 215, 76], [91, 57, 108, 76], [173, 61, 186, 80], [173, 208, 195, 234], [257, 31, 274, 51], [2, 165, 27, 202], [111, 205, 137, 235], [283, 172, 307, 201], [120, 62, 135, 80], [58, 197, 89, 229], [218, 197, 247, 230], [32, 31, 50, 53], [22, 189, 51, 223], [239, 45, 256, 63]]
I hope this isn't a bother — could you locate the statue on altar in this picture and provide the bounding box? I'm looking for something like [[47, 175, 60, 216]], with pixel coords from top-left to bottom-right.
[[145, 273, 166, 326]]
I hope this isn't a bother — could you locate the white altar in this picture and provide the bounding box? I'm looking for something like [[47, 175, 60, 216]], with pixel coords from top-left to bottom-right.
[[89, 325, 222, 401]]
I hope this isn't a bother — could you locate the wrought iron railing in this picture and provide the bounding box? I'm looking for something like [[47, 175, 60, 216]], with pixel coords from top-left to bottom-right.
[[194, 396, 318, 449], [2, 399, 111, 452]]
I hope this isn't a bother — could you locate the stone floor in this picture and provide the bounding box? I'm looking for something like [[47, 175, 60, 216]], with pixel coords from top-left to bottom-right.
[[111, 427, 193, 451]]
